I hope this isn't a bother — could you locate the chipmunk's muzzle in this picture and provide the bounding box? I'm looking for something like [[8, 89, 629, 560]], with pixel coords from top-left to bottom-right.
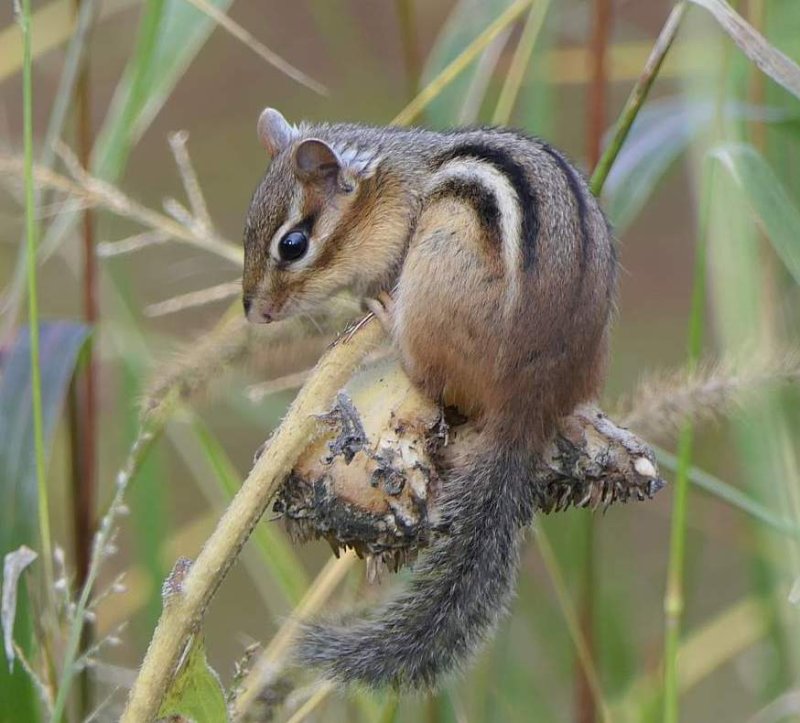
[[243, 295, 281, 324]]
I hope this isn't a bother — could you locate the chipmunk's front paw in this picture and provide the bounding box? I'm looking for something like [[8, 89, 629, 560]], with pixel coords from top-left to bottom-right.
[[365, 291, 395, 333]]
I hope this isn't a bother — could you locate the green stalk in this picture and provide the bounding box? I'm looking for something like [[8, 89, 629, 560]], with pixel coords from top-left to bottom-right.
[[589, 1, 688, 195], [20, 0, 54, 596], [377, 693, 400, 723], [662, 167, 712, 723]]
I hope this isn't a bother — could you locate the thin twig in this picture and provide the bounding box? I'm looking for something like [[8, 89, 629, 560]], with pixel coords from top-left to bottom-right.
[[231, 539, 357, 716], [168, 130, 213, 234], [52, 425, 158, 721], [97, 230, 171, 257], [0, 154, 242, 264], [72, 0, 98, 710], [577, 1, 612, 720], [181, 0, 327, 95], [457, 28, 512, 125], [145, 280, 241, 317], [246, 369, 313, 401]]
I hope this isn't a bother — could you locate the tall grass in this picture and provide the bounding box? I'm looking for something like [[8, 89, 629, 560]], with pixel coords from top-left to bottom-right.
[[662, 168, 710, 723], [2, 0, 800, 720], [20, 0, 53, 595]]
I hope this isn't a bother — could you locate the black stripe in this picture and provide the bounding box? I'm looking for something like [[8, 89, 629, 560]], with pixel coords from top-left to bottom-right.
[[536, 142, 592, 278], [429, 177, 502, 252], [436, 142, 539, 270]]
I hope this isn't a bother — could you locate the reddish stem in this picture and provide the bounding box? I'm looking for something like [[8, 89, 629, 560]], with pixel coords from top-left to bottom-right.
[[71, 0, 97, 713], [577, 1, 612, 722], [587, 0, 611, 168], [72, 0, 97, 590]]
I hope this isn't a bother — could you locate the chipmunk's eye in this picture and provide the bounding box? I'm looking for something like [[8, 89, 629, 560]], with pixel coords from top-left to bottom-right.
[[277, 229, 309, 262]]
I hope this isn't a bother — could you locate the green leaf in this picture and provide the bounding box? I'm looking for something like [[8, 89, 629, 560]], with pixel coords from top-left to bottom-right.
[[710, 142, 800, 285], [159, 633, 229, 722], [420, 0, 516, 127], [0, 322, 90, 722], [604, 99, 792, 232], [0, 322, 90, 556], [688, 0, 800, 101]]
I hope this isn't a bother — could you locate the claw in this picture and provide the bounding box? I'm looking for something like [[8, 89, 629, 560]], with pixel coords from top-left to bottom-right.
[[365, 291, 395, 334]]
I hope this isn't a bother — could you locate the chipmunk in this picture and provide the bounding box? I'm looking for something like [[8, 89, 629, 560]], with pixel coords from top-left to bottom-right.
[[242, 108, 617, 690]]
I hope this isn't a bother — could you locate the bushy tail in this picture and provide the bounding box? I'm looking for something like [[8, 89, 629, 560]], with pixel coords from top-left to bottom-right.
[[292, 443, 536, 690]]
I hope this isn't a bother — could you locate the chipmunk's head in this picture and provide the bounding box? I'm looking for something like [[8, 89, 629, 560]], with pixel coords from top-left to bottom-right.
[[242, 108, 403, 324]]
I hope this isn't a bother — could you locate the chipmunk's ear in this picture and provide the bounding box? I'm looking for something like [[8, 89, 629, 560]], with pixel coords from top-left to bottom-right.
[[257, 107, 297, 156], [294, 138, 380, 192], [293, 138, 341, 184]]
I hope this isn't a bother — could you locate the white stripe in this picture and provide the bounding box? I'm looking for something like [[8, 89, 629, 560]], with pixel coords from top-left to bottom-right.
[[426, 157, 522, 301]]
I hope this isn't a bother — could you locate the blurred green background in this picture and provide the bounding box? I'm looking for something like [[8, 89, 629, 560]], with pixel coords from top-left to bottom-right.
[[1, 0, 800, 721]]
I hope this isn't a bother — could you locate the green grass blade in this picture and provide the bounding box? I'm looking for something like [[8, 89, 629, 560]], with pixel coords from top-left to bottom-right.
[[655, 447, 800, 536], [662, 161, 710, 723], [0, 0, 99, 339], [0, 323, 90, 721], [19, 0, 54, 608], [688, 0, 800, 100], [710, 141, 800, 285], [419, 0, 516, 126], [604, 99, 792, 231], [491, 0, 552, 125], [397, 0, 533, 127]]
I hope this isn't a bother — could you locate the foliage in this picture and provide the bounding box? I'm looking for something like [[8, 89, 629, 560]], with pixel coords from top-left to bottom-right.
[[1, 0, 799, 720]]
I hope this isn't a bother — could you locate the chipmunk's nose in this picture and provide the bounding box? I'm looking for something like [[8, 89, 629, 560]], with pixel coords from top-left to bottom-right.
[[244, 297, 277, 324]]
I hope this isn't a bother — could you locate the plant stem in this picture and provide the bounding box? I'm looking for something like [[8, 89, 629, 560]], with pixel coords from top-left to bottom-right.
[[536, 528, 611, 723], [71, 1, 97, 715], [52, 423, 158, 721], [72, 0, 98, 589], [589, 1, 688, 196], [20, 0, 55, 597], [662, 167, 711, 723], [577, 2, 611, 720], [121, 318, 385, 722], [587, 0, 611, 169], [1, 0, 99, 344], [378, 693, 401, 723], [491, 0, 551, 125], [392, 0, 534, 126], [395, 0, 420, 100]]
